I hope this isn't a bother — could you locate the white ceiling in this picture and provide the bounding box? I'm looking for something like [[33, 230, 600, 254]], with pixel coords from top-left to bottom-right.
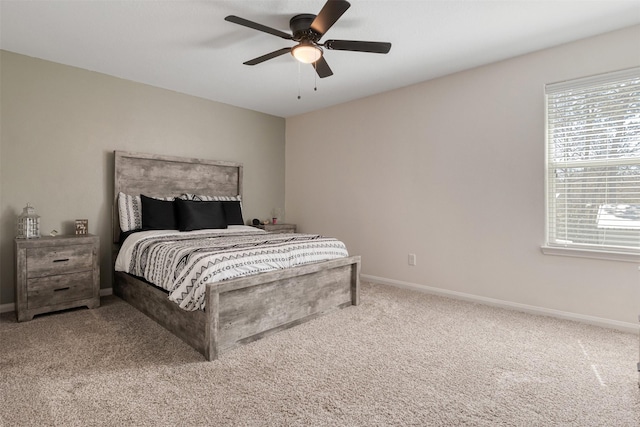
[[1, 0, 639, 118]]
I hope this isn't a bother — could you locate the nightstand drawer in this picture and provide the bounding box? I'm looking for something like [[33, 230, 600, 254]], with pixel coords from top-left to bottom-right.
[[26, 244, 93, 278], [27, 271, 94, 309]]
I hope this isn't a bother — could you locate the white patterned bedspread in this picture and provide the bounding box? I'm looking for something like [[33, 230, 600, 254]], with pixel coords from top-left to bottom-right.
[[114, 226, 349, 311]]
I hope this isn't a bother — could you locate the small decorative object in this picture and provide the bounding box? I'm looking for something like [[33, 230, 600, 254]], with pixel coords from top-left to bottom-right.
[[75, 219, 88, 235], [271, 208, 283, 225], [49, 229, 59, 237], [16, 203, 41, 239]]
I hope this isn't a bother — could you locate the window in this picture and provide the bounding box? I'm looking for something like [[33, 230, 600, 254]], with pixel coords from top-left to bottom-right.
[[545, 67, 640, 258]]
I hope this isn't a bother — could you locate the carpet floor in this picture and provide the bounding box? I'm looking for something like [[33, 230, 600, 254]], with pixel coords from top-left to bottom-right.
[[1, 282, 638, 426]]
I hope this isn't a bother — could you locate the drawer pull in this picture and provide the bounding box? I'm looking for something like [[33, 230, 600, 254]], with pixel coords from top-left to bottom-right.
[[53, 258, 70, 263], [54, 287, 70, 292]]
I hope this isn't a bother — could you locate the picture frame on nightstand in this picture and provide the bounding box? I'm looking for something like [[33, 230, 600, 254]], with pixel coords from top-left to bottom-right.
[[75, 219, 88, 235]]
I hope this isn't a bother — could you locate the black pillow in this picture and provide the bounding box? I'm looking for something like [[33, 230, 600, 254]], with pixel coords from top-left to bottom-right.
[[222, 201, 244, 225], [175, 199, 227, 231], [141, 195, 177, 230]]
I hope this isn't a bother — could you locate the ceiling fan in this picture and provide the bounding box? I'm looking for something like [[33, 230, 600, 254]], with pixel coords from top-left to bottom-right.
[[225, 0, 391, 78]]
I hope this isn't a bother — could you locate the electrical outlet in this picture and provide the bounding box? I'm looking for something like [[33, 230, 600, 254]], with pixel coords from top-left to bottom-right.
[[408, 253, 417, 266]]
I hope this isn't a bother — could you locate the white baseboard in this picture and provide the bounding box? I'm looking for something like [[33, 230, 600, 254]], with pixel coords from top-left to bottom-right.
[[0, 302, 15, 314], [362, 274, 640, 334], [0, 288, 114, 314], [4, 279, 637, 334]]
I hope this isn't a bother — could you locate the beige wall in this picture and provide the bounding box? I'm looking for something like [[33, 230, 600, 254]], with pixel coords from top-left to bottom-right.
[[286, 25, 640, 326], [0, 50, 285, 306]]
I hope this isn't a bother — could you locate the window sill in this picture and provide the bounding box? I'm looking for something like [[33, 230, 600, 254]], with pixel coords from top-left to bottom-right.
[[541, 245, 640, 263]]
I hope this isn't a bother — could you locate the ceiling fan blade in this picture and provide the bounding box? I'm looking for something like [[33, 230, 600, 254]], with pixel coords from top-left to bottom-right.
[[243, 48, 292, 66], [324, 39, 391, 54], [225, 15, 293, 40], [310, 0, 351, 37], [314, 56, 333, 78]]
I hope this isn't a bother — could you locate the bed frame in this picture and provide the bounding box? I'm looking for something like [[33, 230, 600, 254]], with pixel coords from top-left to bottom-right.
[[112, 151, 361, 361]]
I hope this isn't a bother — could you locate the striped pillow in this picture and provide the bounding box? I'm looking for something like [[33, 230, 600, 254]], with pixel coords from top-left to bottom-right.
[[180, 193, 242, 202], [117, 193, 175, 232]]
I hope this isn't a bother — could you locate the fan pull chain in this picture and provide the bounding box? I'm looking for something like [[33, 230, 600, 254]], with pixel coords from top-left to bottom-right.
[[296, 61, 319, 99], [297, 61, 301, 100]]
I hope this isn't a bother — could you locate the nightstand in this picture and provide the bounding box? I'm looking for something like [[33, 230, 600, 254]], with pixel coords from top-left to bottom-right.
[[14, 234, 100, 322], [255, 223, 297, 234]]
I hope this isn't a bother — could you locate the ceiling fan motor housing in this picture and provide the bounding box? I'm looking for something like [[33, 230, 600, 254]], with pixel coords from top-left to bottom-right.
[[290, 14, 321, 42]]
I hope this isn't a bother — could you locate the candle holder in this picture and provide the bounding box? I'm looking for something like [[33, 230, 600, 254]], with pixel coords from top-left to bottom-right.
[[16, 203, 41, 239]]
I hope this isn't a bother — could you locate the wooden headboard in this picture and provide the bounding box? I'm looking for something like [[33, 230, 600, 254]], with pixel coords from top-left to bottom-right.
[[113, 151, 243, 243]]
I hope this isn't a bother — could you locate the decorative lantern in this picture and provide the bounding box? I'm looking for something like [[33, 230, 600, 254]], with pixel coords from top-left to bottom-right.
[[17, 203, 41, 239]]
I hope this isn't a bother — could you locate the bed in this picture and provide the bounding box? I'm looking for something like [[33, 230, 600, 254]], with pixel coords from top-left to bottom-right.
[[112, 150, 361, 361]]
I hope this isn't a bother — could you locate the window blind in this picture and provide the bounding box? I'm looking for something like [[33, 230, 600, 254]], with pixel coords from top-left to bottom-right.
[[545, 67, 640, 253]]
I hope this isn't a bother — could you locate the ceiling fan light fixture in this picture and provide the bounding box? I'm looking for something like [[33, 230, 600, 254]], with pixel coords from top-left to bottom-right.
[[291, 43, 322, 64]]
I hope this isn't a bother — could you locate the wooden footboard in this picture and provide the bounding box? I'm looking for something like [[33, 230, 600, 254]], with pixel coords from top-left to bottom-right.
[[114, 255, 361, 361]]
